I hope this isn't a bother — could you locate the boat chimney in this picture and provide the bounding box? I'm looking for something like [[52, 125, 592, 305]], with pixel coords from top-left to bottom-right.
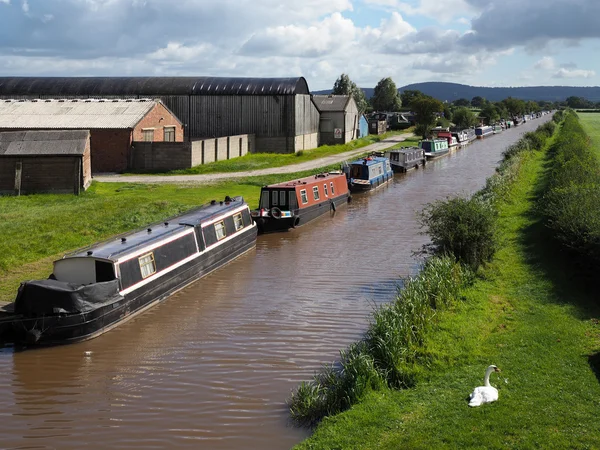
[[87, 251, 93, 256], [147, 228, 152, 233], [121, 238, 126, 243], [164, 222, 169, 226]]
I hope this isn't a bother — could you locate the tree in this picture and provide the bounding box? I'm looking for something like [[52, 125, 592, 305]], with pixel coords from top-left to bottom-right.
[[471, 96, 486, 108], [452, 107, 478, 128], [411, 97, 444, 138], [453, 98, 471, 107], [370, 77, 402, 112], [332, 73, 369, 113], [502, 97, 526, 118], [443, 103, 453, 123], [480, 102, 500, 124], [400, 89, 424, 107]]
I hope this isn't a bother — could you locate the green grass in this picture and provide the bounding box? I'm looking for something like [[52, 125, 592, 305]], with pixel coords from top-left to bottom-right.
[[579, 113, 600, 158], [0, 165, 340, 303], [134, 130, 413, 175], [387, 135, 421, 149], [295, 135, 600, 448]]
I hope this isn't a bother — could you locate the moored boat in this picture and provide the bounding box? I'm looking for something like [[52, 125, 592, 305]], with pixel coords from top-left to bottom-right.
[[250, 172, 350, 233], [492, 124, 503, 134], [451, 129, 470, 146], [6, 196, 257, 347], [385, 147, 426, 172], [433, 128, 460, 149], [419, 138, 450, 159], [345, 155, 393, 192], [475, 125, 494, 139]]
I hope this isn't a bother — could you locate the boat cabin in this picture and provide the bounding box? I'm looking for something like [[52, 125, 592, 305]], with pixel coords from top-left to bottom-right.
[[419, 139, 448, 153]]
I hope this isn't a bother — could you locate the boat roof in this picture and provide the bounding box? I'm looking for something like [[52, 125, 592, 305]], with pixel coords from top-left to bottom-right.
[[67, 196, 246, 261], [349, 156, 388, 166], [388, 146, 422, 153], [264, 172, 345, 189]]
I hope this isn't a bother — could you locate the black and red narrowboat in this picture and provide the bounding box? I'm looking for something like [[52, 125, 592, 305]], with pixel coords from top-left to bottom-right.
[[3, 196, 257, 347], [250, 172, 350, 233]]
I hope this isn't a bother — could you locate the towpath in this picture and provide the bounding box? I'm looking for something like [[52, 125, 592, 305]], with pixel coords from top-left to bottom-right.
[[93, 133, 414, 185]]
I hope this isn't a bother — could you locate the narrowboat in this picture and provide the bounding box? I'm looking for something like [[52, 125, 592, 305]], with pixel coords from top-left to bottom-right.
[[451, 129, 470, 146], [385, 147, 426, 173], [345, 155, 393, 192], [419, 138, 450, 160], [433, 128, 460, 149], [475, 125, 494, 139], [492, 124, 503, 134], [6, 196, 257, 346], [250, 172, 350, 234]]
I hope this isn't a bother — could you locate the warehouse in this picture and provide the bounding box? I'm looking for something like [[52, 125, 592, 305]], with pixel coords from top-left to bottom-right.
[[0, 130, 91, 195], [0, 77, 320, 154], [0, 98, 183, 172], [313, 95, 359, 145]]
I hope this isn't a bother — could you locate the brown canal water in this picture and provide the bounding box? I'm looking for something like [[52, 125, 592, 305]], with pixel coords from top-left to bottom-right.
[[0, 117, 551, 450]]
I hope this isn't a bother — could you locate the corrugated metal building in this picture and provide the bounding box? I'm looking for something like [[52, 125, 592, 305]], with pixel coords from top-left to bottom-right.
[[0, 99, 183, 172], [0, 130, 91, 195], [313, 95, 359, 145], [0, 77, 320, 154]]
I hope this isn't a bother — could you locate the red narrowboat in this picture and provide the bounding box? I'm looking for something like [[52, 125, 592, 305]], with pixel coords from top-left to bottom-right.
[[250, 172, 350, 233]]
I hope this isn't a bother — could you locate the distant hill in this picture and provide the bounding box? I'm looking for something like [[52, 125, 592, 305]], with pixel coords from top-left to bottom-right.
[[313, 82, 600, 102]]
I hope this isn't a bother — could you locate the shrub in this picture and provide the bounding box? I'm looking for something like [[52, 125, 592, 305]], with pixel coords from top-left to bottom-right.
[[419, 196, 497, 270]]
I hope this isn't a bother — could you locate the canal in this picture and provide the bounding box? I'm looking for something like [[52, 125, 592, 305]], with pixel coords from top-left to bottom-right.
[[0, 117, 551, 449]]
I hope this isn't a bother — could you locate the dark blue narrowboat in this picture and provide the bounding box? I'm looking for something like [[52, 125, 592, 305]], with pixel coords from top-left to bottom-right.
[[7, 196, 257, 346], [345, 155, 393, 192]]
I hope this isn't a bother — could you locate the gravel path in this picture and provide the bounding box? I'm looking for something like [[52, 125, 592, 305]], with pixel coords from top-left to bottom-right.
[[93, 133, 414, 184]]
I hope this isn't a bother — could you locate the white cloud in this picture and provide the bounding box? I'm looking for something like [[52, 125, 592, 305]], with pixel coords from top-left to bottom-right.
[[534, 57, 555, 70], [397, 0, 475, 23], [553, 68, 596, 79]]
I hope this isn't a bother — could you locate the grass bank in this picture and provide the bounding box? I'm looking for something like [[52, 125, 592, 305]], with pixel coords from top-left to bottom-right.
[[295, 123, 600, 448], [130, 130, 413, 175], [0, 166, 338, 303], [579, 112, 600, 158]]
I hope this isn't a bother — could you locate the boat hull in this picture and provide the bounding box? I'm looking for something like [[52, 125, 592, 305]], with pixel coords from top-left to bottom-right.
[[425, 149, 450, 160], [348, 172, 393, 192]]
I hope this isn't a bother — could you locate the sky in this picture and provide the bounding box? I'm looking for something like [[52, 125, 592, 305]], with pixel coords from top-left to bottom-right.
[[0, 0, 599, 91]]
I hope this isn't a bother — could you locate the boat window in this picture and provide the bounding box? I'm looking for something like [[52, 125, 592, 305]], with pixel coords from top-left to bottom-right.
[[289, 191, 298, 209], [323, 184, 328, 197], [260, 191, 270, 208], [300, 189, 308, 204], [280, 191, 286, 206], [312, 186, 320, 201], [215, 221, 227, 240], [233, 213, 244, 231], [330, 182, 335, 195], [139, 252, 156, 279], [95, 260, 115, 282], [272, 191, 278, 206]]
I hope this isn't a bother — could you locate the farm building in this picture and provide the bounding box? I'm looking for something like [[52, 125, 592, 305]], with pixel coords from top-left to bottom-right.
[[313, 95, 359, 145], [0, 130, 91, 195], [0, 98, 183, 172], [0, 77, 320, 154]]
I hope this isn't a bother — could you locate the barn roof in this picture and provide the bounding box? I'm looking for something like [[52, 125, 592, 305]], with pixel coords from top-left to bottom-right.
[[0, 99, 158, 129], [313, 95, 352, 112], [0, 77, 311, 97], [0, 130, 89, 156]]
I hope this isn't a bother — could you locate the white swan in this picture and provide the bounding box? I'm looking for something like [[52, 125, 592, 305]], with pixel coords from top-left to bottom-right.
[[468, 365, 501, 407]]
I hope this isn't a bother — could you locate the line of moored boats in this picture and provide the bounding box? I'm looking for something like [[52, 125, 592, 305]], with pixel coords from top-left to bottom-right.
[[0, 112, 548, 348]]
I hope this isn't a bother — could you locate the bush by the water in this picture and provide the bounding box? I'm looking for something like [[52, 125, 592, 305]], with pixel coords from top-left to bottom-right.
[[542, 111, 600, 264]]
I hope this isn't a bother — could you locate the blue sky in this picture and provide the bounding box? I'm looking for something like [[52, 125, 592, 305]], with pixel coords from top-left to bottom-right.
[[0, 0, 598, 91]]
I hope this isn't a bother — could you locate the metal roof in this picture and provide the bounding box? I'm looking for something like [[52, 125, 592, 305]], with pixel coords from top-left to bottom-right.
[[312, 95, 351, 112], [0, 99, 157, 129], [0, 130, 89, 156], [0, 77, 311, 97]]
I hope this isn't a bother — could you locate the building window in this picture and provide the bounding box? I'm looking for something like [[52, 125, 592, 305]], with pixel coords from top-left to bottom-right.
[[323, 184, 328, 197], [233, 213, 244, 231], [272, 191, 279, 206], [300, 189, 308, 204], [330, 182, 335, 195], [139, 252, 156, 279], [142, 129, 154, 142], [215, 221, 226, 240], [164, 127, 175, 142], [313, 186, 320, 201]]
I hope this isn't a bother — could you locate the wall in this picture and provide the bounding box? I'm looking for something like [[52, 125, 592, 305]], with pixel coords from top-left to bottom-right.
[[132, 103, 184, 142], [90, 129, 133, 173], [130, 134, 253, 171], [0, 156, 87, 194]]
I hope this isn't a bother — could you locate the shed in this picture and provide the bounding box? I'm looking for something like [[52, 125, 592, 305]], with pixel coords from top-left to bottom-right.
[[0, 77, 320, 154], [0, 99, 183, 172], [0, 130, 91, 195], [358, 115, 369, 138], [313, 95, 359, 145]]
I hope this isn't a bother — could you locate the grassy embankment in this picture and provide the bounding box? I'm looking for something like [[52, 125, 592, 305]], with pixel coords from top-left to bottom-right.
[[0, 167, 341, 304], [580, 113, 600, 157], [132, 129, 413, 175], [294, 115, 600, 448]]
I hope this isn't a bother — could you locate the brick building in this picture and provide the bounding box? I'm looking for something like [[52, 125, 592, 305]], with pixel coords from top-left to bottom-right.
[[0, 99, 183, 172]]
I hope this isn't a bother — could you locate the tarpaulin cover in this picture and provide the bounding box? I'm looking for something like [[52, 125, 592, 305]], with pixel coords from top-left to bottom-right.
[[15, 279, 123, 315]]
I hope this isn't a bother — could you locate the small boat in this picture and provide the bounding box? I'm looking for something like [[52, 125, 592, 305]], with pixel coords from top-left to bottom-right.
[[385, 147, 426, 173], [250, 172, 350, 234], [419, 138, 450, 160], [475, 126, 494, 139], [345, 155, 393, 192], [451, 129, 470, 146], [5, 196, 257, 346], [492, 124, 503, 134], [433, 128, 460, 149]]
